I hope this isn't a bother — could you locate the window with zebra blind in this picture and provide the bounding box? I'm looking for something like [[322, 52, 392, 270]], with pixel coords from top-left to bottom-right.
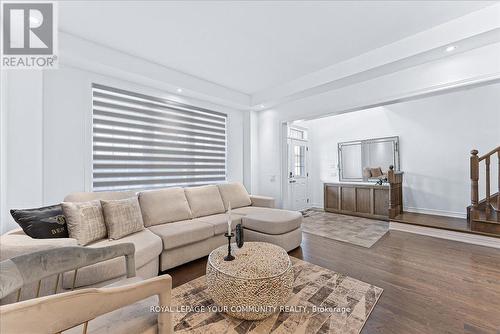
[[92, 84, 227, 191]]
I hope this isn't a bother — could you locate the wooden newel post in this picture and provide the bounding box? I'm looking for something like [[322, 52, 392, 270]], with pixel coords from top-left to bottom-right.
[[485, 156, 491, 215], [498, 151, 500, 209], [470, 149, 479, 219], [388, 165, 403, 219]]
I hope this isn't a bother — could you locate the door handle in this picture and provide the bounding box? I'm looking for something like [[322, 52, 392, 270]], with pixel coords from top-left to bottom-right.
[[289, 180, 296, 183]]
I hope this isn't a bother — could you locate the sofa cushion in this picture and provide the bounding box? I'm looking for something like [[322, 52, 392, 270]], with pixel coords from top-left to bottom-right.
[[217, 182, 252, 210], [62, 200, 107, 246], [184, 185, 225, 218], [138, 188, 193, 227], [232, 206, 286, 216], [242, 210, 302, 235], [62, 229, 162, 289], [195, 213, 244, 235], [148, 220, 214, 250], [101, 197, 145, 240]]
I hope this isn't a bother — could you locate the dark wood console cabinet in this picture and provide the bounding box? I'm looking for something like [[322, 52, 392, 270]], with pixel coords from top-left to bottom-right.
[[324, 182, 390, 220], [324, 167, 404, 220]]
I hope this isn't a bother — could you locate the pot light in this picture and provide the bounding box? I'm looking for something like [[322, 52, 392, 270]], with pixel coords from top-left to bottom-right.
[[445, 45, 456, 52], [259, 104, 265, 108], [176, 88, 183, 93]]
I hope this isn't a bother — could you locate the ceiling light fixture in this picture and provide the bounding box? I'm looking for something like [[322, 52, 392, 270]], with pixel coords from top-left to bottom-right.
[[259, 105, 265, 108], [445, 45, 456, 52], [176, 88, 183, 93]]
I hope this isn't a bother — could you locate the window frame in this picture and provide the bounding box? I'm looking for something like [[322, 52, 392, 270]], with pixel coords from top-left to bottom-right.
[[90, 83, 228, 192]]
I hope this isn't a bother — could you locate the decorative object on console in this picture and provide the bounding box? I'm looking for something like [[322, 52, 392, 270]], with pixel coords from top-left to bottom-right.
[[235, 223, 244, 248], [206, 242, 293, 320], [101, 197, 145, 240], [10, 204, 68, 239], [61, 200, 107, 246], [369, 167, 384, 177]]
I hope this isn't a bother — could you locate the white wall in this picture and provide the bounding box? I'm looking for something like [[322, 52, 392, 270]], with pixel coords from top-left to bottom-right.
[[301, 83, 500, 217], [0, 71, 44, 233], [1, 66, 249, 234], [42, 65, 248, 204]]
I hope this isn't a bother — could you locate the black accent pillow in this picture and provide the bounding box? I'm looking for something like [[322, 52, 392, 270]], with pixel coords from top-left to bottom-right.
[[10, 204, 69, 239]]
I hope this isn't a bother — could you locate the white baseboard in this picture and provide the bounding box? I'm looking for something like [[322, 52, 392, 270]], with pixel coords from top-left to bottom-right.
[[404, 206, 467, 219], [389, 222, 500, 249]]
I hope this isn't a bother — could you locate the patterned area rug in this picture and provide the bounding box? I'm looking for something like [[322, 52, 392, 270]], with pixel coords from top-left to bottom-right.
[[171, 257, 383, 333], [301, 210, 389, 248]]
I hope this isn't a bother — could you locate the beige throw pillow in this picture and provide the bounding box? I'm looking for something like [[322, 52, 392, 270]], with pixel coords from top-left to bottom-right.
[[62, 200, 107, 246], [101, 197, 145, 240]]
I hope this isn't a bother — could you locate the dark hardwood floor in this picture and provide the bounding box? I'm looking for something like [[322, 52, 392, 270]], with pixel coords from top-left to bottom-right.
[[165, 230, 500, 334]]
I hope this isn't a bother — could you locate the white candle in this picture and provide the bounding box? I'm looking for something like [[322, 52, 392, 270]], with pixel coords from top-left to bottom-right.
[[227, 202, 232, 235]]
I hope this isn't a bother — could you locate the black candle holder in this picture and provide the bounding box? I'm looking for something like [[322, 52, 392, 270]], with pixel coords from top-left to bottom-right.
[[223, 232, 235, 261]]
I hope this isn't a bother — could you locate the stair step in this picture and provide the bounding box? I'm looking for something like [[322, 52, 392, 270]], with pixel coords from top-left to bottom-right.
[[472, 204, 499, 221], [471, 219, 500, 235], [392, 212, 500, 238]]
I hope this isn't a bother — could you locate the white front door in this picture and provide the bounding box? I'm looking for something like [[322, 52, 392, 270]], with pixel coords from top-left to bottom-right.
[[287, 138, 309, 211]]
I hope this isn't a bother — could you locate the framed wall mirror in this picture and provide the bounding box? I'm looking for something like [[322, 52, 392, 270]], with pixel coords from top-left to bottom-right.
[[338, 136, 400, 182]]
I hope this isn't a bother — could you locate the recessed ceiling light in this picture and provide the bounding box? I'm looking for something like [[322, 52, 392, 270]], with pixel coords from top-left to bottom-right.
[[260, 105, 265, 108], [445, 45, 456, 52], [176, 88, 183, 93]]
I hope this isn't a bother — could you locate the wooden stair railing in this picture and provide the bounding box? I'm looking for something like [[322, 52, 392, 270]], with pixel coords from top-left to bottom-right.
[[470, 146, 500, 221]]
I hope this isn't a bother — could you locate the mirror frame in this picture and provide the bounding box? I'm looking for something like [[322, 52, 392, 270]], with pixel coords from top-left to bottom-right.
[[338, 136, 400, 182]]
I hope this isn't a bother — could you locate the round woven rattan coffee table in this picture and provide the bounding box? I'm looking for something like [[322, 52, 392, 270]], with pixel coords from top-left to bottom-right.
[[206, 241, 294, 320]]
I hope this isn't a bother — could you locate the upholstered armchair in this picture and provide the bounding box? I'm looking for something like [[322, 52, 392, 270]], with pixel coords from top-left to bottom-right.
[[0, 244, 172, 334]]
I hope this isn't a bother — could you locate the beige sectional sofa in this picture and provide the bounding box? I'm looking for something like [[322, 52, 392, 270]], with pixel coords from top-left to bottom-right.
[[0, 182, 302, 295]]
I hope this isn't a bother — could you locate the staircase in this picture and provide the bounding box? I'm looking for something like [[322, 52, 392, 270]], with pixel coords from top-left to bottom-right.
[[468, 146, 500, 235]]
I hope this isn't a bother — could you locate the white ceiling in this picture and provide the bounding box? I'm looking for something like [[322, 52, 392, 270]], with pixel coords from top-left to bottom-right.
[[59, 1, 493, 94]]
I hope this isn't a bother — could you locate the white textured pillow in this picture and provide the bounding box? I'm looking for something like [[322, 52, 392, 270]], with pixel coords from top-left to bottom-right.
[[217, 182, 251, 209], [62, 200, 107, 245], [101, 197, 144, 240], [184, 185, 225, 218]]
